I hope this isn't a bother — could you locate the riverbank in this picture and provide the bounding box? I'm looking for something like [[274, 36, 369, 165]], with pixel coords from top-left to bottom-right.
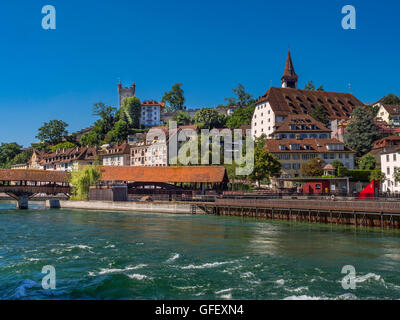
[[57, 200, 198, 214]]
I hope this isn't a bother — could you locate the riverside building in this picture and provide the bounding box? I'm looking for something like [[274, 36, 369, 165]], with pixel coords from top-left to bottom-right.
[[251, 50, 364, 138]]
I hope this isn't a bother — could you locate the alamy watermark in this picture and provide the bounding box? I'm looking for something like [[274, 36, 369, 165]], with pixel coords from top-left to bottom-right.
[[41, 5, 56, 30], [142, 122, 254, 176], [342, 5, 356, 30], [341, 265, 356, 290], [42, 265, 56, 290]]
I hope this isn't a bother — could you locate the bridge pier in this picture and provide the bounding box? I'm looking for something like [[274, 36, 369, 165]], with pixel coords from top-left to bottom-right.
[[45, 200, 60, 209], [17, 195, 29, 210]]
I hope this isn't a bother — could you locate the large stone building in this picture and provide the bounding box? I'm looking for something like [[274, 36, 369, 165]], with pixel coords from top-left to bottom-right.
[[41, 147, 98, 171], [117, 81, 164, 127], [251, 51, 364, 138], [265, 137, 356, 178]]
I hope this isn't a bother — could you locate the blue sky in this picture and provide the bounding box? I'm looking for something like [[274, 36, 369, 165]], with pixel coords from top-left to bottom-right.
[[1, 0, 399, 146]]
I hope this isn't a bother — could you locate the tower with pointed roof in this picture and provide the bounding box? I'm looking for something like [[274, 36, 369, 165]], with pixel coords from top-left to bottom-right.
[[281, 50, 298, 89]]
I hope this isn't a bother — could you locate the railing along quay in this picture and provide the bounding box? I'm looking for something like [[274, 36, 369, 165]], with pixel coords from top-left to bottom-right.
[[188, 197, 400, 229]]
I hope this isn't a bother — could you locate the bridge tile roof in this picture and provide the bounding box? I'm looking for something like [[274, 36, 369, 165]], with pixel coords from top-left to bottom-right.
[[100, 166, 229, 183], [0, 169, 70, 183]]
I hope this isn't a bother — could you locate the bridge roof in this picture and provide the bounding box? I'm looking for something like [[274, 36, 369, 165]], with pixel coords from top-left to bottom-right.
[[0, 169, 70, 183], [100, 166, 229, 183]]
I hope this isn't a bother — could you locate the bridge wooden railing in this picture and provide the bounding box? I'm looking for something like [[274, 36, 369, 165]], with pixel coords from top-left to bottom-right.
[[214, 198, 400, 214], [0, 185, 71, 195]]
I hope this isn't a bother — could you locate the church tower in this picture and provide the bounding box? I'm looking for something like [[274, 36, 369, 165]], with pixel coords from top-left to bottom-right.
[[281, 50, 298, 89], [118, 81, 136, 107]]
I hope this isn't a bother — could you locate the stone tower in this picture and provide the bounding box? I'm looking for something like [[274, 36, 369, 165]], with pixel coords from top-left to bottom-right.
[[281, 50, 298, 89], [118, 81, 136, 107]]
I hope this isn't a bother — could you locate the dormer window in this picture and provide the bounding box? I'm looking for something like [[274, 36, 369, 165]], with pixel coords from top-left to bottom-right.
[[279, 145, 286, 150], [290, 144, 300, 150]]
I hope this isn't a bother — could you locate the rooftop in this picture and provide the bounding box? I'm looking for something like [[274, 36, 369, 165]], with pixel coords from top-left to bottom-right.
[[257, 87, 363, 119], [265, 138, 356, 153], [100, 166, 229, 183]]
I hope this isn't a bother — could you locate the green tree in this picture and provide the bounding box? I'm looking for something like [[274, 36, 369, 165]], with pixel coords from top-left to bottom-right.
[[226, 105, 255, 129], [225, 83, 254, 107], [393, 168, 400, 184], [370, 105, 380, 117], [300, 157, 325, 177], [0, 143, 23, 168], [12, 149, 33, 165], [162, 83, 185, 111], [310, 105, 329, 127], [50, 142, 77, 152], [304, 81, 324, 91], [80, 121, 104, 147], [370, 169, 386, 184], [110, 120, 129, 144], [119, 97, 141, 129], [69, 165, 102, 201], [344, 106, 379, 157], [358, 153, 377, 170], [247, 135, 281, 186], [382, 94, 400, 105], [36, 120, 69, 145], [193, 108, 227, 129], [171, 111, 192, 126], [81, 102, 118, 147], [331, 160, 344, 170], [304, 80, 316, 91]]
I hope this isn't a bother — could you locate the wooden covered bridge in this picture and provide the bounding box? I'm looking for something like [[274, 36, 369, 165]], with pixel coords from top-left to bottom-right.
[[0, 169, 71, 209]]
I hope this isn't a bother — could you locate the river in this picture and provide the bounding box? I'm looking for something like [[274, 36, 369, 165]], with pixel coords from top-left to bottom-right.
[[0, 201, 399, 300]]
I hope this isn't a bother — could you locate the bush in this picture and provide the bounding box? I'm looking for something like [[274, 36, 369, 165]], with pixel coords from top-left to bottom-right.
[[337, 166, 372, 182]]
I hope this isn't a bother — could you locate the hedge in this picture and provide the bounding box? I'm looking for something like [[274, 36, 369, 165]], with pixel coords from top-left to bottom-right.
[[337, 166, 372, 182]]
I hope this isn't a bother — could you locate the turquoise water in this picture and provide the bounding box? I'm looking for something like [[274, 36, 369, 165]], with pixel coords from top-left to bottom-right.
[[0, 201, 400, 300]]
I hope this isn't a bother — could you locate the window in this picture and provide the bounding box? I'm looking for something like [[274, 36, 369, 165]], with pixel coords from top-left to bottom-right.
[[290, 144, 300, 150], [292, 163, 300, 170], [387, 167, 391, 175], [279, 145, 286, 150], [282, 164, 292, 170], [394, 154, 397, 162], [292, 154, 300, 160], [387, 154, 390, 162], [277, 154, 291, 160]]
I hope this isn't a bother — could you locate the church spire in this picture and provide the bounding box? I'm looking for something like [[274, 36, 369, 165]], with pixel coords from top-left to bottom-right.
[[281, 50, 298, 89]]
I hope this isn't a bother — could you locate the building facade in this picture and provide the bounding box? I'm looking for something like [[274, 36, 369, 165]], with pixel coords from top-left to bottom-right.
[[251, 51, 364, 138], [380, 147, 400, 193], [265, 138, 356, 178], [100, 143, 131, 167], [41, 147, 98, 172], [376, 104, 400, 127]]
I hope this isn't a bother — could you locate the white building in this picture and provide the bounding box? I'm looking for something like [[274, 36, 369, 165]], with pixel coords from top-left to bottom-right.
[[251, 50, 363, 138], [381, 147, 400, 193], [100, 143, 131, 167], [140, 100, 165, 127], [375, 104, 400, 127]]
